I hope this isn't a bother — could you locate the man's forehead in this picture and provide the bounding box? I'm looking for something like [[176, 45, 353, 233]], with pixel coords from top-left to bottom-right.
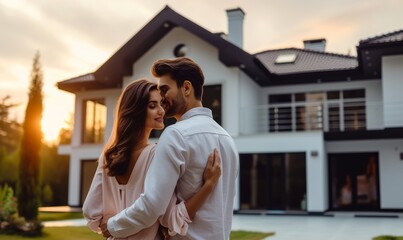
[[158, 77, 174, 87], [157, 82, 168, 89]]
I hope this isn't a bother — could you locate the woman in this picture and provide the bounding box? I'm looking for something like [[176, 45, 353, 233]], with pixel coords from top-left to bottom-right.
[[83, 79, 221, 239]]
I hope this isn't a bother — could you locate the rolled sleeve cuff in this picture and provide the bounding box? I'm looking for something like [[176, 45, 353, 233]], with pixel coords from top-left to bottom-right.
[[168, 201, 192, 236], [86, 219, 101, 233]]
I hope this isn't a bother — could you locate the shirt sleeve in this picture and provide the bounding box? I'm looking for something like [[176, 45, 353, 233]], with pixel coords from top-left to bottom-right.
[[107, 127, 187, 238], [158, 192, 191, 236], [82, 154, 104, 233]]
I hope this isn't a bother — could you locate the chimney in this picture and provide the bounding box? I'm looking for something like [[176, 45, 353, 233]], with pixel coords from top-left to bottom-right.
[[303, 38, 326, 52], [226, 8, 245, 48]]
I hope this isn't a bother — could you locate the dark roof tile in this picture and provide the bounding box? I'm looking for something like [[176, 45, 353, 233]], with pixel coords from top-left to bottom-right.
[[255, 48, 358, 75], [359, 29, 403, 46]]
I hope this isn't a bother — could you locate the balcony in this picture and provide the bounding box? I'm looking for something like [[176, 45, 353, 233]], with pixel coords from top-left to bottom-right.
[[240, 100, 402, 135]]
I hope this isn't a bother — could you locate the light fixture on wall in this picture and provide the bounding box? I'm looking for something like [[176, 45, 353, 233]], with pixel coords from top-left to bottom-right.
[[310, 150, 318, 157]]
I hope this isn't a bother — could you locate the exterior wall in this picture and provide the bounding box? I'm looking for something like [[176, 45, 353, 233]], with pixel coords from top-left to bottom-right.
[[234, 131, 327, 212], [68, 145, 103, 206], [239, 71, 262, 134], [382, 55, 403, 127], [326, 139, 403, 209], [124, 27, 241, 136], [260, 80, 383, 130]]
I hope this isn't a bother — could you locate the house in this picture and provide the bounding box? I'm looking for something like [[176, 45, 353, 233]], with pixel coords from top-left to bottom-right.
[[57, 6, 403, 214]]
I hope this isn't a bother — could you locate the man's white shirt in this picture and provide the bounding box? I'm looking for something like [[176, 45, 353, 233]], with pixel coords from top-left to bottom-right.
[[107, 107, 239, 239]]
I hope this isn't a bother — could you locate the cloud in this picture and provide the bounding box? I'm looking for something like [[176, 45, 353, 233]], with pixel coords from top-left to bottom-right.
[[0, 2, 73, 72], [32, 0, 155, 51]]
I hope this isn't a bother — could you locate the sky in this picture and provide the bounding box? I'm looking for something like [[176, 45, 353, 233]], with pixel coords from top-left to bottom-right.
[[1, 0, 402, 142]]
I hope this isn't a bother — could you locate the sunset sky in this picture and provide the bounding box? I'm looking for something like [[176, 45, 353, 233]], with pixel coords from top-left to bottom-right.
[[1, 0, 402, 142]]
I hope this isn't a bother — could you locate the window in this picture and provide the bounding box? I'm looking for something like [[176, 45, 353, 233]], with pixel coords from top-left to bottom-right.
[[275, 54, 297, 64], [82, 99, 106, 144], [343, 90, 366, 131], [203, 85, 222, 126], [267, 89, 366, 132], [240, 152, 306, 211], [268, 94, 292, 132]]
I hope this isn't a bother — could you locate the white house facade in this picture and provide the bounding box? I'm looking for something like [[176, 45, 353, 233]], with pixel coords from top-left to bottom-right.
[[58, 6, 403, 215]]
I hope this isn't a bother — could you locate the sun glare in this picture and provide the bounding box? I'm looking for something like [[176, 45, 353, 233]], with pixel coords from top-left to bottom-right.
[[41, 115, 65, 143]]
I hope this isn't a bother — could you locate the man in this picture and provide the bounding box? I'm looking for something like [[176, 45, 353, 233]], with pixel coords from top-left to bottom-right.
[[104, 57, 239, 239]]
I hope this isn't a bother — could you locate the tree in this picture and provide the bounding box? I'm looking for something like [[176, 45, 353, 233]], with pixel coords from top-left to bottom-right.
[[0, 96, 21, 152], [0, 96, 21, 187], [17, 51, 44, 221], [40, 143, 69, 206]]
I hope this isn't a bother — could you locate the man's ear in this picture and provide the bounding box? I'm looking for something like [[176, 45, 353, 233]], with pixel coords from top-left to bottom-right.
[[183, 80, 192, 97]]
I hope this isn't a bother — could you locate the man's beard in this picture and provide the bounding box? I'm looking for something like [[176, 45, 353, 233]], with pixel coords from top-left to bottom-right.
[[163, 92, 186, 118]]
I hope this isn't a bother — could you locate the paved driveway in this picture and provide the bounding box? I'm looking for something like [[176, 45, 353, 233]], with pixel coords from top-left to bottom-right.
[[232, 214, 403, 240]]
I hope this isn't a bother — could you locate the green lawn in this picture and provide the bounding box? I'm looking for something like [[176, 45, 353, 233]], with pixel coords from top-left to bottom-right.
[[231, 230, 274, 240], [38, 212, 84, 221], [0, 227, 102, 240], [373, 236, 403, 240], [0, 227, 274, 239]]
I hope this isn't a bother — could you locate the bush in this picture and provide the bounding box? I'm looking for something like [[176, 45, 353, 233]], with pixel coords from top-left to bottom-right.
[[0, 184, 43, 236], [42, 184, 53, 206], [0, 184, 17, 221]]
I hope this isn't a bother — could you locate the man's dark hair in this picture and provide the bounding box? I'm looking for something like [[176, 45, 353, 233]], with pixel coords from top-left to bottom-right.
[[151, 57, 204, 100]]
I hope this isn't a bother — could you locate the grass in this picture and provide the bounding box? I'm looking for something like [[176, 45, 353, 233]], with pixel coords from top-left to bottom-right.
[[0, 227, 103, 240], [231, 230, 274, 240], [373, 236, 403, 240], [38, 212, 84, 221], [0, 227, 274, 239]]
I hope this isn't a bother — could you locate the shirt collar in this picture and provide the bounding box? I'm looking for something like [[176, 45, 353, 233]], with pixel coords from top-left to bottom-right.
[[179, 107, 212, 121]]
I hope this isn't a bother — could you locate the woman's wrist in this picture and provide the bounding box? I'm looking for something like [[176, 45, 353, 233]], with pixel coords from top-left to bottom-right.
[[202, 180, 216, 190]]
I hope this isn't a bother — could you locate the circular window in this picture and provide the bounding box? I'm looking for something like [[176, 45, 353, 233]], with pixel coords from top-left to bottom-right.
[[173, 44, 187, 57]]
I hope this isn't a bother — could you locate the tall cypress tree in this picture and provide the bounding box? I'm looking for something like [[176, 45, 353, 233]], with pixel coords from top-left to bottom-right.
[[17, 51, 44, 221]]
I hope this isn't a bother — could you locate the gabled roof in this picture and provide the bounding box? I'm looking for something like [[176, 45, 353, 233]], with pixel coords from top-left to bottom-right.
[[359, 29, 403, 46], [57, 5, 403, 92], [356, 29, 403, 79], [57, 6, 272, 93], [255, 48, 357, 75]]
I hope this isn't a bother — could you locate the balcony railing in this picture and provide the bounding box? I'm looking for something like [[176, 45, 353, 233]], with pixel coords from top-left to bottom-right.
[[240, 100, 402, 135]]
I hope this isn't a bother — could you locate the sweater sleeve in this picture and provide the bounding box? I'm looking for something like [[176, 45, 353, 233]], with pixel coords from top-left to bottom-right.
[[159, 192, 192, 236], [82, 154, 104, 233]]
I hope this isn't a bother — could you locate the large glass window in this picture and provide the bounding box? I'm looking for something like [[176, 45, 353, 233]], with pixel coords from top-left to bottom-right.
[[82, 99, 106, 144], [268, 89, 366, 132], [240, 153, 306, 211], [328, 153, 379, 211]]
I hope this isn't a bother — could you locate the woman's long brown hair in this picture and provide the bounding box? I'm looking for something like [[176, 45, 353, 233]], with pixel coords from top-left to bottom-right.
[[103, 79, 157, 176]]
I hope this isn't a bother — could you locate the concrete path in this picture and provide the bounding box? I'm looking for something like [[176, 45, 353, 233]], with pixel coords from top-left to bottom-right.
[[231, 214, 403, 240]]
